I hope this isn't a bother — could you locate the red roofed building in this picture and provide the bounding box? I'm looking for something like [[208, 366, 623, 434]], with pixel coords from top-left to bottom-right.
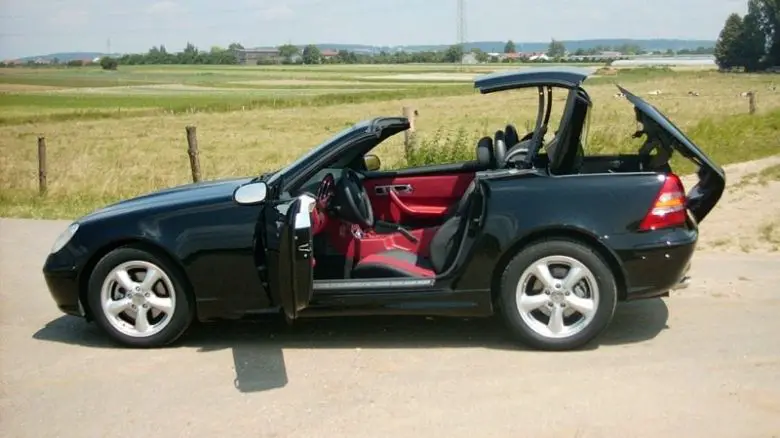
[[321, 49, 339, 59]]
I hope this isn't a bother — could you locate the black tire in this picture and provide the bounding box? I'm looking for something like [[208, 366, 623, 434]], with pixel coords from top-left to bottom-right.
[[498, 238, 617, 351], [87, 245, 194, 348]]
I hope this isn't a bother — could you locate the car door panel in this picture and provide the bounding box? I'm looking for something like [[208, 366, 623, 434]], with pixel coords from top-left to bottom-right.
[[363, 165, 477, 225], [263, 194, 316, 319]]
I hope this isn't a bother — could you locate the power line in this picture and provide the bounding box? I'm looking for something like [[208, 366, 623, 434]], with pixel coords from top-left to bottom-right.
[[457, 0, 465, 70], [457, 0, 466, 47]]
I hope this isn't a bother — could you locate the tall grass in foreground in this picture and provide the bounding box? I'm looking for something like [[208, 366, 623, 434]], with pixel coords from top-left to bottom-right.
[[404, 108, 780, 175], [2, 108, 779, 219], [406, 127, 483, 167]]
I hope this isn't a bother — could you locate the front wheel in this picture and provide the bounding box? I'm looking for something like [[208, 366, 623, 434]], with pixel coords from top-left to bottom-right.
[[87, 246, 194, 348], [498, 239, 617, 351]]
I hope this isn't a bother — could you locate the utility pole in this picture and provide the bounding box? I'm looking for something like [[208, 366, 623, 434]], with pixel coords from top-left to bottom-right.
[[457, 0, 465, 70]]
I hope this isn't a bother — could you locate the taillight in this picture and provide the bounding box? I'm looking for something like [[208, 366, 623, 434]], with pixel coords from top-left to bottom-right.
[[639, 174, 687, 231]]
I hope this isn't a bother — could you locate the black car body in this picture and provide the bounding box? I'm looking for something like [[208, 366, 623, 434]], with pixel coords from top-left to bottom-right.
[[43, 67, 725, 350]]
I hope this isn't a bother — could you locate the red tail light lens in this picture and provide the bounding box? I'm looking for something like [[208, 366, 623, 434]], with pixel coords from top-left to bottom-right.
[[639, 174, 687, 231]]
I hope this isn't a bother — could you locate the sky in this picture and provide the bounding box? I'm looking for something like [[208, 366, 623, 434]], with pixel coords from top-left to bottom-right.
[[0, 0, 750, 59]]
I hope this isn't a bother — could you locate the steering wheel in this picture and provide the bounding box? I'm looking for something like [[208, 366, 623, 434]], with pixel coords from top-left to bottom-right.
[[335, 169, 374, 228], [315, 173, 336, 209]]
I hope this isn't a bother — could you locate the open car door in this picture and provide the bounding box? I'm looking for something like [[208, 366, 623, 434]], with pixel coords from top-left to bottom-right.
[[618, 85, 726, 223], [265, 194, 316, 320]]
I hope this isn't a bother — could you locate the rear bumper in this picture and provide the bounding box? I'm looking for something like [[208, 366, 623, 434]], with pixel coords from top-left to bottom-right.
[[609, 227, 697, 301], [671, 274, 691, 291]]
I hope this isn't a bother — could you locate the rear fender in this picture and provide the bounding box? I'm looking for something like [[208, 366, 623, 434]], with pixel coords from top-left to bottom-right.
[[489, 226, 629, 303]]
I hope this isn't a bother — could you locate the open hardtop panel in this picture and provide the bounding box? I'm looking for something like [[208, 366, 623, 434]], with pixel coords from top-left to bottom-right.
[[617, 85, 725, 180], [474, 66, 593, 94]]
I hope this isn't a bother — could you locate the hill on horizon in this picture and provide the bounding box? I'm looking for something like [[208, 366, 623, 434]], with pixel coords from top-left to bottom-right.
[[13, 38, 715, 62], [317, 38, 716, 54]]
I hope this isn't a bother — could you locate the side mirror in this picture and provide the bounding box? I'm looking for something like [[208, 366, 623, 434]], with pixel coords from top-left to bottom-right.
[[233, 181, 268, 205], [364, 154, 381, 171]]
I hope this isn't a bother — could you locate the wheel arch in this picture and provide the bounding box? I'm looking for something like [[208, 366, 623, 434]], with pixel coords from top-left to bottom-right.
[[489, 227, 628, 305], [77, 238, 195, 321]]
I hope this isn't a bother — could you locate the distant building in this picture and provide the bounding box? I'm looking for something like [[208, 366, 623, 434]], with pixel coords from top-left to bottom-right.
[[501, 52, 524, 62], [526, 53, 550, 61], [321, 49, 339, 60], [234, 47, 283, 65], [565, 51, 626, 62], [461, 52, 479, 64]]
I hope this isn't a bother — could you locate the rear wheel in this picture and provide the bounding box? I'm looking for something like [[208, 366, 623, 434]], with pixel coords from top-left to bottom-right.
[[87, 246, 194, 348], [498, 239, 617, 351]]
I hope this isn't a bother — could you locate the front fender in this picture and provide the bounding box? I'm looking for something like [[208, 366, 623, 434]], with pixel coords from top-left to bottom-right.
[[73, 200, 271, 321]]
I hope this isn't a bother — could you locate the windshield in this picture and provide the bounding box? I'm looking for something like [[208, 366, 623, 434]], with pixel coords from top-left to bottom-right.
[[265, 122, 369, 186]]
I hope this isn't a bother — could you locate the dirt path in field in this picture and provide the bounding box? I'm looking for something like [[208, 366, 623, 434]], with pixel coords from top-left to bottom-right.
[[1, 156, 779, 438]]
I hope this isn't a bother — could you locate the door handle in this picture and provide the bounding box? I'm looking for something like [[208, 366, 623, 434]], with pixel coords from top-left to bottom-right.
[[374, 184, 413, 196], [297, 243, 311, 253]]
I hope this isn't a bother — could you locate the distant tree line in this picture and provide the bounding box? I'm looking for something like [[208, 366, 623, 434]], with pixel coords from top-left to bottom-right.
[[115, 42, 242, 65], [715, 0, 780, 71], [1, 37, 721, 69]]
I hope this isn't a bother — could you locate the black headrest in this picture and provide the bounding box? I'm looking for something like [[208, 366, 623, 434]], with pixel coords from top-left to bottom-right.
[[494, 130, 507, 168], [476, 136, 495, 168], [548, 91, 585, 174], [505, 124, 519, 149]]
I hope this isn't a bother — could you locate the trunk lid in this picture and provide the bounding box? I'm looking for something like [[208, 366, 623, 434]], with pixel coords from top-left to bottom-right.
[[618, 85, 726, 223]]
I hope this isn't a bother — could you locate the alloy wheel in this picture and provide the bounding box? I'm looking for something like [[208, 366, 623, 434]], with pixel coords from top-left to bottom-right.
[[99, 260, 177, 338], [515, 255, 599, 339]]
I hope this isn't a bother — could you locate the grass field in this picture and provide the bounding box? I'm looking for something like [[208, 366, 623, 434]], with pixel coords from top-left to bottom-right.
[[1, 63, 779, 219]]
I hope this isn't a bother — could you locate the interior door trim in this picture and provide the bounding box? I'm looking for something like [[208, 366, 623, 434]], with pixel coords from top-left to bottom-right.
[[374, 184, 413, 196]]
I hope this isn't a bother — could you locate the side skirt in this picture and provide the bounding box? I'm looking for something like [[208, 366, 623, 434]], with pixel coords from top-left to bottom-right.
[[303, 279, 493, 318], [313, 278, 435, 292]]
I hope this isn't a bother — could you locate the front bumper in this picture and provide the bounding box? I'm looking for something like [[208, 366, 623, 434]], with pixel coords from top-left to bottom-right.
[[42, 249, 85, 318], [609, 227, 697, 301]]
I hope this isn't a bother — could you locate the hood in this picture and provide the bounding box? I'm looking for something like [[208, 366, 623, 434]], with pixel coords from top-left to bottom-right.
[[78, 176, 254, 224]]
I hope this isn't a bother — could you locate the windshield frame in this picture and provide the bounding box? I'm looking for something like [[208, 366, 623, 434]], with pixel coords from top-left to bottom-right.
[[264, 121, 372, 187]]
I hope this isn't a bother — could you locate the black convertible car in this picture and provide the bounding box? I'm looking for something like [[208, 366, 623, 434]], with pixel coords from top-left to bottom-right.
[[42, 67, 725, 350]]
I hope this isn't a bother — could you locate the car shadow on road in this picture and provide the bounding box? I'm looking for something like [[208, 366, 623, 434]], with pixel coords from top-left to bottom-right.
[[33, 298, 669, 393]]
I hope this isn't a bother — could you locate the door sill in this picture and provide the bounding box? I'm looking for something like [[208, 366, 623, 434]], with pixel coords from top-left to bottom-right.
[[313, 278, 435, 293]]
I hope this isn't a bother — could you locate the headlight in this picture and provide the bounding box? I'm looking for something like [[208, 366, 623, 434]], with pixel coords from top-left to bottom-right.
[[51, 223, 79, 254]]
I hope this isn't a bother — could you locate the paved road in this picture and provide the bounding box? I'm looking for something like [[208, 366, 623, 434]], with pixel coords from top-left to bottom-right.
[[1, 218, 779, 438]]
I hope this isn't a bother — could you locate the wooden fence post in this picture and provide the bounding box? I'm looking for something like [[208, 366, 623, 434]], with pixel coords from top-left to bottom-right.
[[185, 125, 202, 183], [402, 106, 418, 160], [37, 136, 47, 196], [748, 91, 757, 115]]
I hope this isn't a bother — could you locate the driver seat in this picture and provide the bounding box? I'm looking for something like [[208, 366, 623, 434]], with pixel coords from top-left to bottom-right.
[[351, 179, 479, 279]]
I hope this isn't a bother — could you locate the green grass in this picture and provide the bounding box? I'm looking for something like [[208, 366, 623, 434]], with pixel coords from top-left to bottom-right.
[[0, 64, 728, 127], [405, 108, 780, 174], [0, 85, 474, 125], [4, 107, 777, 220], [680, 110, 780, 174], [2, 65, 779, 219], [0, 63, 694, 125]]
